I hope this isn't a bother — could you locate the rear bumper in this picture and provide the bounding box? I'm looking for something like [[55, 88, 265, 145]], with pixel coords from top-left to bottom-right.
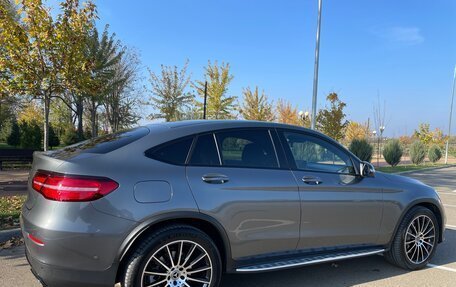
[[25, 245, 117, 287], [20, 194, 138, 287]]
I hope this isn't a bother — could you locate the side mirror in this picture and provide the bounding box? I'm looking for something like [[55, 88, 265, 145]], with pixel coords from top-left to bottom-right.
[[360, 161, 375, 177]]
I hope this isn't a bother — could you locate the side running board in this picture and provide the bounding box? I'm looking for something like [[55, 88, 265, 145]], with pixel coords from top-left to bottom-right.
[[236, 248, 385, 272]]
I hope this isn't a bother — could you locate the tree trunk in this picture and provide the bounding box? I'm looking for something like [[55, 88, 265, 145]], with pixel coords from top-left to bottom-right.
[[43, 94, 51, 151], [91, 101, 97, 138], [76, 96, 84, 140]]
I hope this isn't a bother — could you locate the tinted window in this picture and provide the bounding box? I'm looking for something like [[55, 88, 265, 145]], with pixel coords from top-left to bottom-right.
[[145, 137, 193, 165], [216, 129, 278, 169], [283, 132, 354, 174], [189, 134, 220, 166], [48, 127, 149, 160]]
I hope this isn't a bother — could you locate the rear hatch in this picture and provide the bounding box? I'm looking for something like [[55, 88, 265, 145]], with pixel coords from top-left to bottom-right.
[[25, 127, 149, 209]]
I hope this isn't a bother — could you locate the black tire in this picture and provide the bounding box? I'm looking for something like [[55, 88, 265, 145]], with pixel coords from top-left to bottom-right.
[[385, 206, 439, 270], [120, 224, 222, 287]]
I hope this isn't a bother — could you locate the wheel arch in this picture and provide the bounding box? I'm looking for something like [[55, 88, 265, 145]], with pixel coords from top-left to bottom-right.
[[388, 199, 445, 249], [115, 211, 233, 282]]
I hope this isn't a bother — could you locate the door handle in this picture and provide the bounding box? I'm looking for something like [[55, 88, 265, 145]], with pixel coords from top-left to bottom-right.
[[202, 174, 230, 184], [302, 176, 322, 185]]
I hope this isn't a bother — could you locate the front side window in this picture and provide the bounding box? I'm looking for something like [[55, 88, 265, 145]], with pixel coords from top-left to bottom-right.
[[216, 129, 279, 169], [282, 131, 354, 174]]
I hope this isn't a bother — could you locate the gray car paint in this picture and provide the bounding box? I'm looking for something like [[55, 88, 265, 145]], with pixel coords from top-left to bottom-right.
[[21, 120, 446, 287]]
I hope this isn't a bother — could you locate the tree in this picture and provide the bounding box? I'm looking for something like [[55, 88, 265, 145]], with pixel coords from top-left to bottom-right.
[[0, 95, 19, 138], [410, 141, 426, 165], [383, 139, 403, 167], [82, 26, 123, 138], [345, 121, 369, 142], [316, 93, 348, 141], [7, 118, 20, 146], [349, 139, 373, 162], [61, 126, 79, 146], [19, 121, 41, 149], [276, 99, 299, 125], [428, 145, 442, 163], [48, 125, 60, 149], [373, 95, 387, 138], [413, 123, 447, 147], [193, 61, 236, 119], [0, 0, 97, 150], [240, 86, 275, 121], [148, 60, 193, 121], [18, 101, 43, 125], [104, 48, 142, 132]]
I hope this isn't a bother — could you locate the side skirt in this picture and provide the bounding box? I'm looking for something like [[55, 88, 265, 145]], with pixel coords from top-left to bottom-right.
[[235, 247, 385, 273]]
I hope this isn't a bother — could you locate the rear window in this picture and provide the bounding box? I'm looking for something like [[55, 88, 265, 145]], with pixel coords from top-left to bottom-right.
[[48, 127, 149, 159], [189, 134, 221, 166], [145, 137, 193, 165]]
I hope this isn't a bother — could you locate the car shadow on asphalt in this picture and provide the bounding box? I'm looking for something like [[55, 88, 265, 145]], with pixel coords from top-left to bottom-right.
[[221, 229, 456, 287]]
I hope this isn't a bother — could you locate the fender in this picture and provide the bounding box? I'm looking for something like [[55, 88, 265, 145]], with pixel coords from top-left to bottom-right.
[[387, 198, 445, 249], [116, 211, 234, 271]]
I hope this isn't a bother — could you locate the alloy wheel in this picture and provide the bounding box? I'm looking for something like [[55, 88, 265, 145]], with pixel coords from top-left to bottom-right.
[[404, 215, 436, 264], [141, 240, 213, 287]]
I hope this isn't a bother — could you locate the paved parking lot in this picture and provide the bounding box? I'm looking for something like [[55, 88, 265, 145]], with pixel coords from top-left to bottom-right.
[[1, 167, 455, 286]]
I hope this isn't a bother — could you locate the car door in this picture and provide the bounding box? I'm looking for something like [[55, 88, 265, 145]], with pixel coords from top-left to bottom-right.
[[277, 129, 384, 250], [186, 128, 301, 260]]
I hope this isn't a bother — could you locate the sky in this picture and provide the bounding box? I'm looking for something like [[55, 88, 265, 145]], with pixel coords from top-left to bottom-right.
[[64, 0, 456, 136]]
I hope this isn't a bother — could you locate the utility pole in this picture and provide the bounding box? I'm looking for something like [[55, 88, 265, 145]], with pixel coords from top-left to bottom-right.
[[203, 81, 208, 120], [444, 65, 456, 164], [311, 0, 323, 130]]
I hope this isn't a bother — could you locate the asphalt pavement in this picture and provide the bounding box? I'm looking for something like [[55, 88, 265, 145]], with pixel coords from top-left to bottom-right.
[[1, 167, 455, 287]]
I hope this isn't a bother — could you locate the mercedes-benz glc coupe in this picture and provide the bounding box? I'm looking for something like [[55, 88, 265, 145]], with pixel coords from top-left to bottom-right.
[[21, 120, 445, 287]]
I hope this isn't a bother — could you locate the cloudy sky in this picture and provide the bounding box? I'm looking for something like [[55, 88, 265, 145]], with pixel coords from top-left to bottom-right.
[[67, 0, 456, 136]]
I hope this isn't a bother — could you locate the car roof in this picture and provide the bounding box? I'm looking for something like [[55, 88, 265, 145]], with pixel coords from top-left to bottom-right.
[[146, 119, 306, 131], [144, 119, 336, 142]]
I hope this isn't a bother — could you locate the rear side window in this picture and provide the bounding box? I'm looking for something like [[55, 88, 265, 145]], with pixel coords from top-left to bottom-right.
[[48, 127, 149, 160], [145, 137, 193, 165], [189, 134, 220, 166], [216, 129, 279, 169]]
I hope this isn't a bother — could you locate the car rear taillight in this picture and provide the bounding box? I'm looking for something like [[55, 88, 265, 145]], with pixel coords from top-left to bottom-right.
[[32, 171, 118, 202]]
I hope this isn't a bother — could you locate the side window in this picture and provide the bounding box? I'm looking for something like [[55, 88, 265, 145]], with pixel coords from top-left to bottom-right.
[[189, 134, 221, 166], [216, 129, 279, 169], [282, 131, 354, 174], [145, 137, 193, 165]]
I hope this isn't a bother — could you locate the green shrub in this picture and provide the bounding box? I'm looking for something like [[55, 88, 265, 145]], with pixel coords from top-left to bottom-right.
[[410, 141, 426, 165], [48, 125, 60, 149], [6, 119, 20, 147], [382, 139, 403, 166], [348, 139, 373, 162], [62, 127, 79, 146], [428, 144, 442, 163], [19, 121, 42, 150]]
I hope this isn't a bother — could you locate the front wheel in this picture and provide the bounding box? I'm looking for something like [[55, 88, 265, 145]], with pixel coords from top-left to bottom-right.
[[121, 225, 222, 287], [385, 206, 439, 270]]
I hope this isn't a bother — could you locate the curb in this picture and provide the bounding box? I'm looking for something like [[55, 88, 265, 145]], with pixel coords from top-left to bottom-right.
[[0, 228, 22, 243], [394, 164, 456, 175]]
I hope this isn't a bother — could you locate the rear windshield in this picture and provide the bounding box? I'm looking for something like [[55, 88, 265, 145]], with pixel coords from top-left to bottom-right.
[[47, 127, 149, 160]]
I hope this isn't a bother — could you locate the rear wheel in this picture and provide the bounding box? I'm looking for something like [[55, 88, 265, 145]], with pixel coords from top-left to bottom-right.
[[385, 206, 438, 270], [121, 225, 222, 287]]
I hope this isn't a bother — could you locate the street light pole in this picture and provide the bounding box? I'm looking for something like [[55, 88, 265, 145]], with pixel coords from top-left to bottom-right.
[[372, 130, 378, 167], [311, 0, 323, 130], [379, 125, 385, 164], [444, 65, 456, 164]]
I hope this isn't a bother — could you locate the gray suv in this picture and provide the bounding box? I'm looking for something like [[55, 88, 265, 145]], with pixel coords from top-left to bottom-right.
[[21, 120, 446, 287]]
